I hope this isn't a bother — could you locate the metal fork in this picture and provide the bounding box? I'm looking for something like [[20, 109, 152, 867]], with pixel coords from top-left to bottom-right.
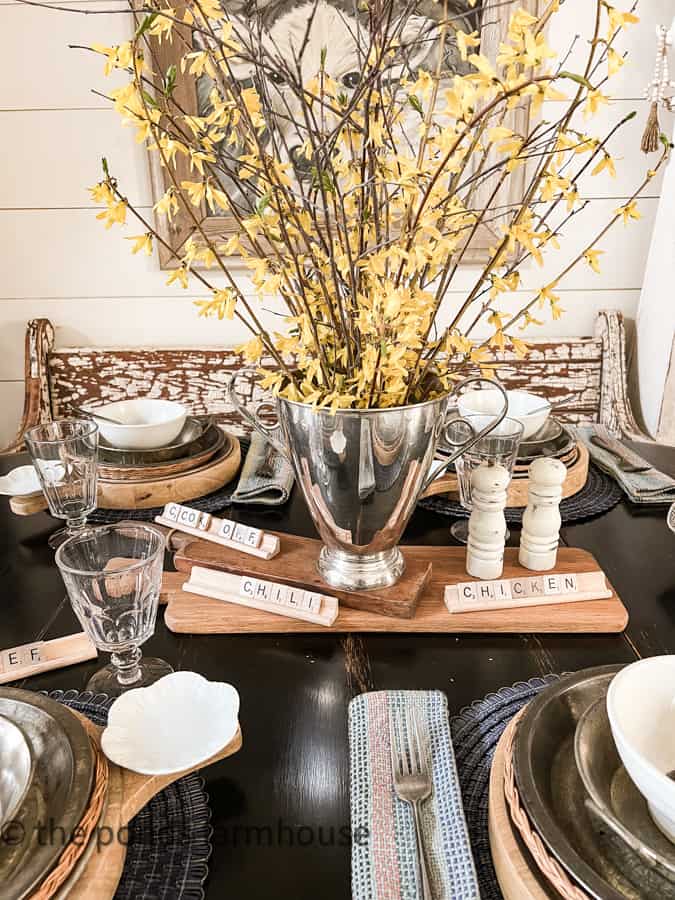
[[390, 706, 434, 899]]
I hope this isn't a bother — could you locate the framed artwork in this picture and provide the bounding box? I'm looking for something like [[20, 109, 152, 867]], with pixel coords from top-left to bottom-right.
[[147, 0, 541, 269]]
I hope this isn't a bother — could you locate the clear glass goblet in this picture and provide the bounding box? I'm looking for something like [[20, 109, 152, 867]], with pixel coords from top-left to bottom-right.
[[25, 418, 99, 549], [55, 523, 173, 696], [448, 414, 524, 544]]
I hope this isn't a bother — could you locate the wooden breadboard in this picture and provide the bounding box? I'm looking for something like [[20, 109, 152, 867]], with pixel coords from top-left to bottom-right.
[[59, 711, 242, 900], [161, 546, 628, 634], [422, 441, 589, 507], [173, 532, 432, 619]]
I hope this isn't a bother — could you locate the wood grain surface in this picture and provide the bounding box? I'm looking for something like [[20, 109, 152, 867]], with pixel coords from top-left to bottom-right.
[[173, 531, 432, 619], [162, 547, 627, 634]]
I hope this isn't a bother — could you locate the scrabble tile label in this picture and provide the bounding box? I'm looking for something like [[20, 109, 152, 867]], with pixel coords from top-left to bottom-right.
[[447, 571, 604, 614], [157, 504, 271, 557], [0, 642, 43, 674]]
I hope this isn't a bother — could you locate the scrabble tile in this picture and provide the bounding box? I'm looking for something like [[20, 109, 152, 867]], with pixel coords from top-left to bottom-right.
[[494, 580, 512, 601], [219, 519, 235, 540], [475, 582, 495, 602], [456, 582, 478, 603], [303, 592, 323, 613], [244, 527, 263, 548], [561, 573, 578, 593], [544, 575, 561, 595], [232, 523, 248, 544]]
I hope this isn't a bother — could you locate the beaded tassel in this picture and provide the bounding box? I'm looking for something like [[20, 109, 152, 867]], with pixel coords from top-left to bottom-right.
[[642, 25, 673, 153]]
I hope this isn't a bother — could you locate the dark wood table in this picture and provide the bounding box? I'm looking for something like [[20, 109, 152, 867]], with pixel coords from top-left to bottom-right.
[[2, 444, 675, 899]]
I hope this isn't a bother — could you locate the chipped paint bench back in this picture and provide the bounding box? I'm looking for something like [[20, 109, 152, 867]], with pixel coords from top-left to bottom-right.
[[4, 310, 645, 454]]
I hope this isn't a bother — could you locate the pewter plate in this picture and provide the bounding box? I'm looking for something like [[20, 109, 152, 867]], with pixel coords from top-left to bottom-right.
[[575, 698, 675, 897], [513, 664, 636, 900], [517, 420, 575, 463], [99, 415, 213, 464], [0, 689, 94, 900], [0, 714, 33, 829]]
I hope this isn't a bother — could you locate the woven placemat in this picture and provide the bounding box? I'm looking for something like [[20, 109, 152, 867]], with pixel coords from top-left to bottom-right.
[[46, 689, 212, 900], [449, 674, 560, 900], [419, 463, 622, 525]]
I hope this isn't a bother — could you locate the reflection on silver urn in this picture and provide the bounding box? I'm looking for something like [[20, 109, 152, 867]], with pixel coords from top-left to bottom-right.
[[229, 373, 506, 591]]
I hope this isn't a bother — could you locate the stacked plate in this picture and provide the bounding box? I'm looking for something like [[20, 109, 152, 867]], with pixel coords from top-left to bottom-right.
[[437, 417, 578, 474], [508, 666, 675, 899], [511, 418, 578, 478], [0, 688, 94, 899], [98, 415, 228, 481]]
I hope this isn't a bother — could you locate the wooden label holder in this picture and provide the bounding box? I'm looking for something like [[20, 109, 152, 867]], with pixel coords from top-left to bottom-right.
[[155, 502, 280, 560], [183, 566, 339, 626], [160, 543, 629, 634], [445, 570, 612, 614], [0, 633, 97, 685]]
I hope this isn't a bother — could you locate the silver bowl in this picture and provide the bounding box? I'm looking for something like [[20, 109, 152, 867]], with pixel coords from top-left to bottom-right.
[[0, 714, 33, 829]]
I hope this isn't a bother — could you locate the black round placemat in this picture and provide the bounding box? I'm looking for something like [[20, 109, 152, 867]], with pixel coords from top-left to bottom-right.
[[419, 462, 622, 525], [450, 675, 560, 900], [46, 690, 212, 900]]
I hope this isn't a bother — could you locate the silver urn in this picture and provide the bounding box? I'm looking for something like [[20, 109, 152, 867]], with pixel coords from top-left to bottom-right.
[[228, 373, 506, 591]]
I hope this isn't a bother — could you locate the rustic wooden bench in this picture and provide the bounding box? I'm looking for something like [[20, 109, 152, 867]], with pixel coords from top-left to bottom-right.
[[3, 310, 647, 454]]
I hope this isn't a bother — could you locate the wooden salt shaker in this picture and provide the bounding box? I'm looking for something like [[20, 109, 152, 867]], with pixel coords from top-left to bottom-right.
[[519, 457, 567, 571], [466, 464, 509, 580]]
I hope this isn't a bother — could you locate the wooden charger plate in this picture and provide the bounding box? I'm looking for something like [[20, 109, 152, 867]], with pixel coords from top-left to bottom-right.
[[422, 441, 589, 507], [489, 712, 590, 900], [10, 433, 241, 515], [97, 425, 226, 482]]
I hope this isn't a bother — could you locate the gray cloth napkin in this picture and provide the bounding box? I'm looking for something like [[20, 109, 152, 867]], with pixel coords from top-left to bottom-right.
[[230, 432, 294, 506], [575, 424, 675, 504]]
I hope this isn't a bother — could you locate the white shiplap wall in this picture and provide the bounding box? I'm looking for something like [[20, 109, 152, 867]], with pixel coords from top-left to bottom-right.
[[0, 0, 672, 446]]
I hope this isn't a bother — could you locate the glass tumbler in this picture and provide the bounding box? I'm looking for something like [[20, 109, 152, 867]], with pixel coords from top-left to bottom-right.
[[25, 418, 99, 549], [56, 523, 173, 696], [448, 415, 524, 544]]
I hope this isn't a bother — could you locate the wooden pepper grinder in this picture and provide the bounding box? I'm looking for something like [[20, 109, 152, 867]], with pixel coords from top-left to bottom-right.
[[519, 457, 567, 571], [466, 463, 509, 580]]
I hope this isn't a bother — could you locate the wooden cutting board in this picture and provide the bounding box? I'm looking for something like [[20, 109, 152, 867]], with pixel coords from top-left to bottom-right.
[[173, 532, 431, 619], [56, 712, 242, 900], [162, 546, 628, 634]]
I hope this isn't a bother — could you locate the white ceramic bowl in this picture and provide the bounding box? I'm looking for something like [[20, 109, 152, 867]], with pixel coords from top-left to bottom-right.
[[101, 671, 240, 775], [0, 465, 42, 496], [92, 399, 187, 450], [607, 656, 675, 842], [458, 389, 551, 440]]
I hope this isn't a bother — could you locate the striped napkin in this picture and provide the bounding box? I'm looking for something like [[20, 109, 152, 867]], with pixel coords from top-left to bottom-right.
[[349, 690, 479, 900]]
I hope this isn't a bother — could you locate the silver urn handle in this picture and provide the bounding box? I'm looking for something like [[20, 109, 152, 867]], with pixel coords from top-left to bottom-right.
[[420, 376, 509, 493], [227, 368, 290, 461]]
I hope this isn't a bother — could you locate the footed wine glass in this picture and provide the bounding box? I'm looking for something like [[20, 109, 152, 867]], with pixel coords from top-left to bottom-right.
[[56, 523, 173, 696], [25, 418, 99, 549]]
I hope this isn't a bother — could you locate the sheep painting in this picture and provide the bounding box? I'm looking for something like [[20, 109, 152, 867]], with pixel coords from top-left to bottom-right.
[[195, 0, 482, 209]]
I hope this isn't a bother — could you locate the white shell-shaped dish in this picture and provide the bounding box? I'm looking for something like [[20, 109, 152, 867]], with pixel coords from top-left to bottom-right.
[[0, 465, 42, 496], [101, 672, 240, 775]]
